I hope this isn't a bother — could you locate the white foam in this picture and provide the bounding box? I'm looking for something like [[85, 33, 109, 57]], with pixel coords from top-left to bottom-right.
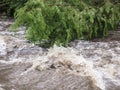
[[0, 36, 120, 90], [26, 45, 105, 90], [0, 36, 7, 56]]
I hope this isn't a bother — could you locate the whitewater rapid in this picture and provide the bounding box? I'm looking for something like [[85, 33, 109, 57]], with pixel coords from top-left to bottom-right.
[[0, 19, 120, 90]]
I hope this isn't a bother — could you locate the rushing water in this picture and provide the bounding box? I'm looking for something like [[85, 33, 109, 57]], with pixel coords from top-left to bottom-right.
[[0, 19, 120, 90]]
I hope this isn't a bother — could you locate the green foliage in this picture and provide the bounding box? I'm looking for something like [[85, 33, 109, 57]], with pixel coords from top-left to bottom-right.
[[13, 0, 120, 47]]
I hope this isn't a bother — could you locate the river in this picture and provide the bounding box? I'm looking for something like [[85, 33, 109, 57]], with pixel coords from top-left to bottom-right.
[[0, 19, 120, 90]]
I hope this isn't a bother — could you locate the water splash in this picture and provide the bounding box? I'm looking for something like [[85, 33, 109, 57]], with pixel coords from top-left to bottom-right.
[[21, 45, 105, 90], [0, 34, 120, 90], [0, 36, 7, 57]]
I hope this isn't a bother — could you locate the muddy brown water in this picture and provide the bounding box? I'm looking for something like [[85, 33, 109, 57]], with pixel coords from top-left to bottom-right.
[[0, 19, 120, 90], [0, 63, 101, 90]]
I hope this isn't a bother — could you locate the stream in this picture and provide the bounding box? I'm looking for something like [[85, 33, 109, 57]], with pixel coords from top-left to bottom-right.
[[0, 19, 120, 90]]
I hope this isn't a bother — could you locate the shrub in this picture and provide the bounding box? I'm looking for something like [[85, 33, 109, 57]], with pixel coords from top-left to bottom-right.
[[13, 0, 120, 47]]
